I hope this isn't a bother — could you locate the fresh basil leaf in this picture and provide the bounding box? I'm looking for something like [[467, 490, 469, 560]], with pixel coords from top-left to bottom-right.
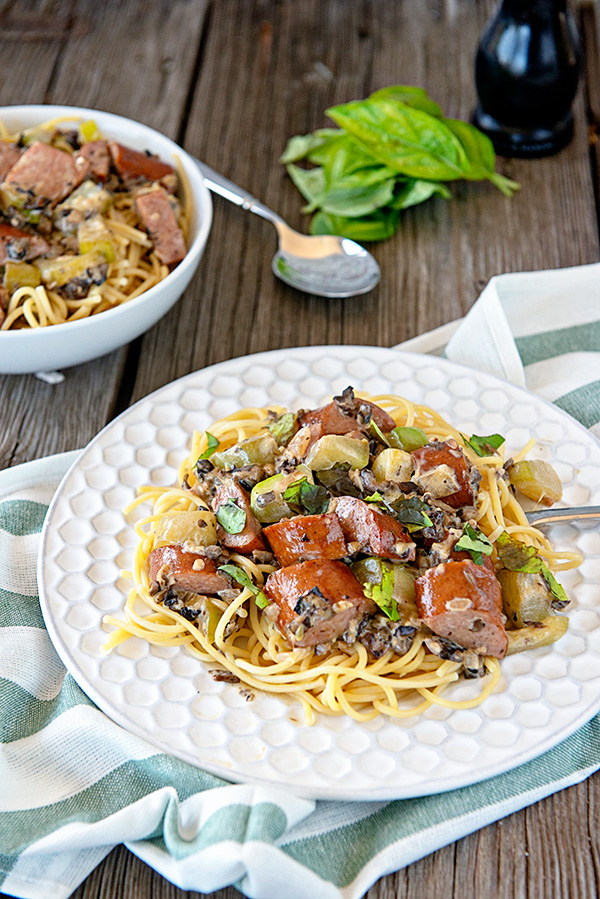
[[362, 561, 399, 621], [495, 531, 541, 573], [369, 420, 391, 445], [540, 564, 570, 608], [199, 432, 219, 460], [285, 163, 327, 206], [279, 132, 333, 164], [462, 432, 505, 457], [444, 118, 519, 195], [369, 85, 443, 117], [299, 480, 329, 514], [283, 477, 306, 506], [268, 412, 296, 446], [455, 523, 493, 565], [388, 426, 427, 451], [391, 178, 451, 209], [310, 209, 401, 241], [317, 178, 397, 218], [218, 564, 269, 608], [216, 499, 246, 534]]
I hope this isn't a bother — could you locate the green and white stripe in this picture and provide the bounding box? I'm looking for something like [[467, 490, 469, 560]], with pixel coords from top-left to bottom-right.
[[2, 265, 600, 899]]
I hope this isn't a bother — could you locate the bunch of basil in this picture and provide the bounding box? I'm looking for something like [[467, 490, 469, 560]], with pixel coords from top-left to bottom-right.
[[280, 85, 519, 241]]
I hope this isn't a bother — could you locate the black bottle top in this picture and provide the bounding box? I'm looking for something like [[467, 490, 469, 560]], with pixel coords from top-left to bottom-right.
[[472, 0, 581, 157]]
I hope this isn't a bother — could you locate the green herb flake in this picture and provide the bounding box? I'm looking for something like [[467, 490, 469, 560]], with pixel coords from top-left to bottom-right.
[[362, 561, 399, 621], [495, 531, 540, 573], [218, 563, 269, 608], [454, 523, 493, 565], [268, 412, 296, 446], [216, 499, 246, 534], [462, 432, 505, 457], [199, 432, 219, 460], [283, 477, 329, 515], [392, 496, 433, 531]]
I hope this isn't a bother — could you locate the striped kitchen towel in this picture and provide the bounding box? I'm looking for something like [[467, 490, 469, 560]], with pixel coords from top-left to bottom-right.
[[1, 263, 599, 899]]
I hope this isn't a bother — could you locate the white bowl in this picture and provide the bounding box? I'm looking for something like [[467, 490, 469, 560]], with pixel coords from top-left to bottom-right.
[[0, 105, 212, 374]]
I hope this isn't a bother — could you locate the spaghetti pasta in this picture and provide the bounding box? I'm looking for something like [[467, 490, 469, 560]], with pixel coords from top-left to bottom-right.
[[104, 391, 580, 724]]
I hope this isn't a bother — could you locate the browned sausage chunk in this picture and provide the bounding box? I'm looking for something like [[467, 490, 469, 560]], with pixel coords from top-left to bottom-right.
[[415, 559, 508, 659], [265, 559, 375, 647], [148, 545, 230, 594], [212, 478, 265, 554], [0, 142, 21, 181], [412, 440, 480, 508], [333, 496, 416, 561], [2, 141, 89, 210], [78, 140, 111, 182], [0, 222, 49, 264], [108, 140, 176, 188], [264, 513, 347, 567], [135, 187, 186, 267], [299, 397, 396, 438]]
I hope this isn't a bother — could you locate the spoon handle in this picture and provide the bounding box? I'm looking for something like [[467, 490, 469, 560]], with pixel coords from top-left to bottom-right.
[[526, 505, 600, 526], [194, 159, 283, 226]]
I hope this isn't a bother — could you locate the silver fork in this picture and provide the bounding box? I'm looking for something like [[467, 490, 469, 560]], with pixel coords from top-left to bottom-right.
[[526, 505, 600, 526]]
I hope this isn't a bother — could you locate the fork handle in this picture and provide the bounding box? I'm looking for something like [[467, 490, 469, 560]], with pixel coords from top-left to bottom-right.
[[526, 505, 600, 526]]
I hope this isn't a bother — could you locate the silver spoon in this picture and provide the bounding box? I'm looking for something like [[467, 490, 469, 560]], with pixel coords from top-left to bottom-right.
[[526, 505, 600, 526], [195, 159, 380, 298]]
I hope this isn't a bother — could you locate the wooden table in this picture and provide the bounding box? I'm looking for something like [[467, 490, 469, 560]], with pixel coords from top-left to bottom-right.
[[1, 1, 599, 897]]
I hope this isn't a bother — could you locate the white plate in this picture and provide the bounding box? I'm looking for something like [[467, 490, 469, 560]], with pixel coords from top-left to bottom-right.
[[38, 346, 600, 800]]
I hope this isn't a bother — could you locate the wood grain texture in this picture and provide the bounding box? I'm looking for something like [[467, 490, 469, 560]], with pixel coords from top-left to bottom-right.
[[1, 2, 600, 898]]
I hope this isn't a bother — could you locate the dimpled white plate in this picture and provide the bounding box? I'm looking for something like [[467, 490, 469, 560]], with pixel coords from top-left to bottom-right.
[[38, 346, 600, 801]]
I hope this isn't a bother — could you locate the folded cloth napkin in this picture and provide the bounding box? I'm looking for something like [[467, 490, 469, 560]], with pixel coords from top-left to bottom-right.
[[1, 263, 600, 899]]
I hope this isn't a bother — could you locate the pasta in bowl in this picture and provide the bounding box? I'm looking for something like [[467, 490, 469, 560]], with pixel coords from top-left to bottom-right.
[[104, 387, 580, 725], [0, 105, 212, 374]]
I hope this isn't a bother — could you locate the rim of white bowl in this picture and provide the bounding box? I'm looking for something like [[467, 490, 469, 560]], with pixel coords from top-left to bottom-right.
[[0, 104, 212, 342]]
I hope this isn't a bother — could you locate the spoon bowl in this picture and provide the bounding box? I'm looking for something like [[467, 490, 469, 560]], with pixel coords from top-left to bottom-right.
[[196, 160, 380, 298]]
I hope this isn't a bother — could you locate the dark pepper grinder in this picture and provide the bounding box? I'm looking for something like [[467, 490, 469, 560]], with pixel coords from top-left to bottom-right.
[[472, 0, 581, 157]]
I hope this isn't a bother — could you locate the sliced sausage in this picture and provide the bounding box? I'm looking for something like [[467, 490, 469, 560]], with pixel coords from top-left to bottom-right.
[[264, 558, 375, 647], [0, 142, 21, 181], [263, 513, 347, 567], [108, 140, 176, 188], [1, 141, 89, 210], [212, 477, 265, 554], [415, 558, 507, 659], [332, 495, 416, 561], [78, 140, 111, 182], [0, 222, 49, 264], [135, 187, 186, 267], [299, 397, 396, 438], [148, 545, 230, 594], [412, 440, 480, 508]]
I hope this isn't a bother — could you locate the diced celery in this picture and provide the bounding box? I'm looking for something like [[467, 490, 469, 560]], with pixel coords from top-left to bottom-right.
[[305, 434, 369, 470], [388, 426, 427, 452], [508, 460, 563, 507], [79, 119, 101, 142], [38, 250, 106, 288], [506, 616, 568, 655], [78, 215, 115, 262], [153, 509, 217, 550], [211, 431, 278, 470], [498, 569, 553, 627], [4, 261, 41, 294], [250, 467, 310, 523], [372, 447, 413, 483]]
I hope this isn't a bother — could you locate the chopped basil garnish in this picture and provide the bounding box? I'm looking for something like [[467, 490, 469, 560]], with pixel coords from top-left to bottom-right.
[[454, 523, 493, 565], [364, 492, 432, 531], [268, 412, 296, 446], [462, 433, 505, 457], [495, 531, 569, 607], [283, 477, 329, 514], [216, 499, 246, 534], [362, 561, 399, 621], [199, 432, 219, 460], [218, 564, 269, 608]]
